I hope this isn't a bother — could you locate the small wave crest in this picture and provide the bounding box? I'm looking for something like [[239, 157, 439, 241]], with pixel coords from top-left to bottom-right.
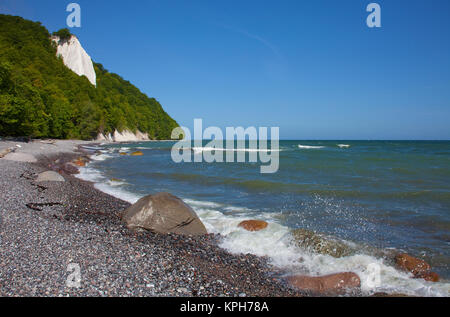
[[298, 145, 325, 149]]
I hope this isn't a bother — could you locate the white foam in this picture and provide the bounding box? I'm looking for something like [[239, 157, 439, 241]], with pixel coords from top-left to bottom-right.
[[76, 166, 143, 204], [94, 182, 142, 204], [76, 166, 104, 183], [338, 144, 351, 148], [90, 153, 113, 161], [193, 204, 450, 297], [298, 145, 325, 149]]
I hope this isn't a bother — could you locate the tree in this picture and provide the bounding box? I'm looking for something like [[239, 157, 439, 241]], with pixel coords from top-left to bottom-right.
[[52, 28, 72, 40]]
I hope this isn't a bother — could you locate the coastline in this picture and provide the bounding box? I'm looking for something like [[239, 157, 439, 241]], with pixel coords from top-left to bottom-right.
[[0, 139, 303, 297]]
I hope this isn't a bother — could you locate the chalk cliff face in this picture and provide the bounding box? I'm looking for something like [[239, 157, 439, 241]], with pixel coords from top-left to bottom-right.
[[96, 130, 151, 143], [52, 35, 97, 86]]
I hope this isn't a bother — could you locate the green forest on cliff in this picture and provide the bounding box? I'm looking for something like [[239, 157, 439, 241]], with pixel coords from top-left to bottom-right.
[[0, 15, 179, 140]]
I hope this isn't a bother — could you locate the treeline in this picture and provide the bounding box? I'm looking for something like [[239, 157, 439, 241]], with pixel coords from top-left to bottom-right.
[[0, 15, 179, 140]]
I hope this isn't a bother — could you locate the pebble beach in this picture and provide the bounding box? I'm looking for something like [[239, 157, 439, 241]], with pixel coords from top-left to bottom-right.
[[0, 140, 302, 297]]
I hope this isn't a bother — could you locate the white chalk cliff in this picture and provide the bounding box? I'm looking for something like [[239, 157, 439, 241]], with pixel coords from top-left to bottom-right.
[[52, 35, 97, 86], [96, 130, 150, 143]]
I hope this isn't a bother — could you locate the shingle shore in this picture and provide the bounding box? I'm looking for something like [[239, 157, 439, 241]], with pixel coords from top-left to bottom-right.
[[0, 141, 303, 297]]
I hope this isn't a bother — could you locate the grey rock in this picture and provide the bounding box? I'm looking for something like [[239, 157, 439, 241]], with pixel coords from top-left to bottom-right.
[[0, 148, 13, 158], [291, 228, 354, 258], [122, 192, 207, 236], [36, 171, 65, 182], [3, 152, 37, 163]]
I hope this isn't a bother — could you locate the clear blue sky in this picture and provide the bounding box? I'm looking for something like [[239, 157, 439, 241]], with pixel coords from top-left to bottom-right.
[[1, 0, 449, 140]]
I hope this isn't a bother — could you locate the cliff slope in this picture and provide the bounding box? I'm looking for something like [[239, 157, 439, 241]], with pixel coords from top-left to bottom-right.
[[53, 35, 97, 87], [0, 15, 179, 140]]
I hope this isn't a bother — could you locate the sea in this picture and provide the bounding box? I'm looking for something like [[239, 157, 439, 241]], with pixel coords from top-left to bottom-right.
[[76, 140, 450, 297]]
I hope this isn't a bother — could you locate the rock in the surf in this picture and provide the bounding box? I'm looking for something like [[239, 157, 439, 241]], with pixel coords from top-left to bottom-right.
[[395, 253, 431, 276], [73, 157, 88, 167], [291, 228, 353, 258], [287, 272, 361, 295], [121, 192, 207, 236], [415, 271, 440, 283], [130, 151, 144, 156], [238, 220, 268, 232], [36, 171, 65, 182]]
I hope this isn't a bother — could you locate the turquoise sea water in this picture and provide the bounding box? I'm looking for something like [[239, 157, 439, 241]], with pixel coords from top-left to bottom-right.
[[78, 141, 450, 296]]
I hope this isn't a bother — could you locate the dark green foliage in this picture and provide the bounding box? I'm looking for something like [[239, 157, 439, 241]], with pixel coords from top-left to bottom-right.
[[0, 14, 179, 140], [52, 28, 72, 41]]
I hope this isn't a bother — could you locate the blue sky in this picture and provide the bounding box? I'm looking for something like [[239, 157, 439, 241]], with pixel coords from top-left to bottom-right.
[[1, 0, 449, 139]]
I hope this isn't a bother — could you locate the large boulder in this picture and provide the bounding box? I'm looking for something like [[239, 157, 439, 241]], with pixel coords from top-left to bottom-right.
[[287, 272, 361, 295], [36, 171, 65, 182], [121, 193, 207, 236], [291, 228, 353, 258]]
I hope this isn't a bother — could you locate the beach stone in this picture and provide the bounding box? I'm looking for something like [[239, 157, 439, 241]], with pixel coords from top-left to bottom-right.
[[291, 228, 353, 258], [3, 152, 37, 163], [0, 148, 12, 158], [121, 192, 207, 236], [395, 253, 431, 276], [415, 271, 440, 283], [287, 272, 361, 295], [36, 171, 65, 182], [73, 157, 87, 167], [130, 151, 143, 156], [62, 162, 80, 174], [238, 220, 268, 232]]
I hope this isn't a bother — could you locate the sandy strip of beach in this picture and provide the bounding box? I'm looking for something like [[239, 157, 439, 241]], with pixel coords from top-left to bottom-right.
[[0, 139, 302, 297]]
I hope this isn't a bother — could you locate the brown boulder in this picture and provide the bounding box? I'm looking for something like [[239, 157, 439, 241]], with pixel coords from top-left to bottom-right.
[[287, 272, 361, 295], [131, 151, 144, 156], [238, 220, 268, 232], [121, 192, 207, 236], [415, 271, 440, 283], [395, 253, 431, 276]]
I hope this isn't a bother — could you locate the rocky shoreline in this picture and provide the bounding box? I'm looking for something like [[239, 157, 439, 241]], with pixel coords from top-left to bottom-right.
[[1, 140, 441, 297], [0, 140, 304, 297]]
